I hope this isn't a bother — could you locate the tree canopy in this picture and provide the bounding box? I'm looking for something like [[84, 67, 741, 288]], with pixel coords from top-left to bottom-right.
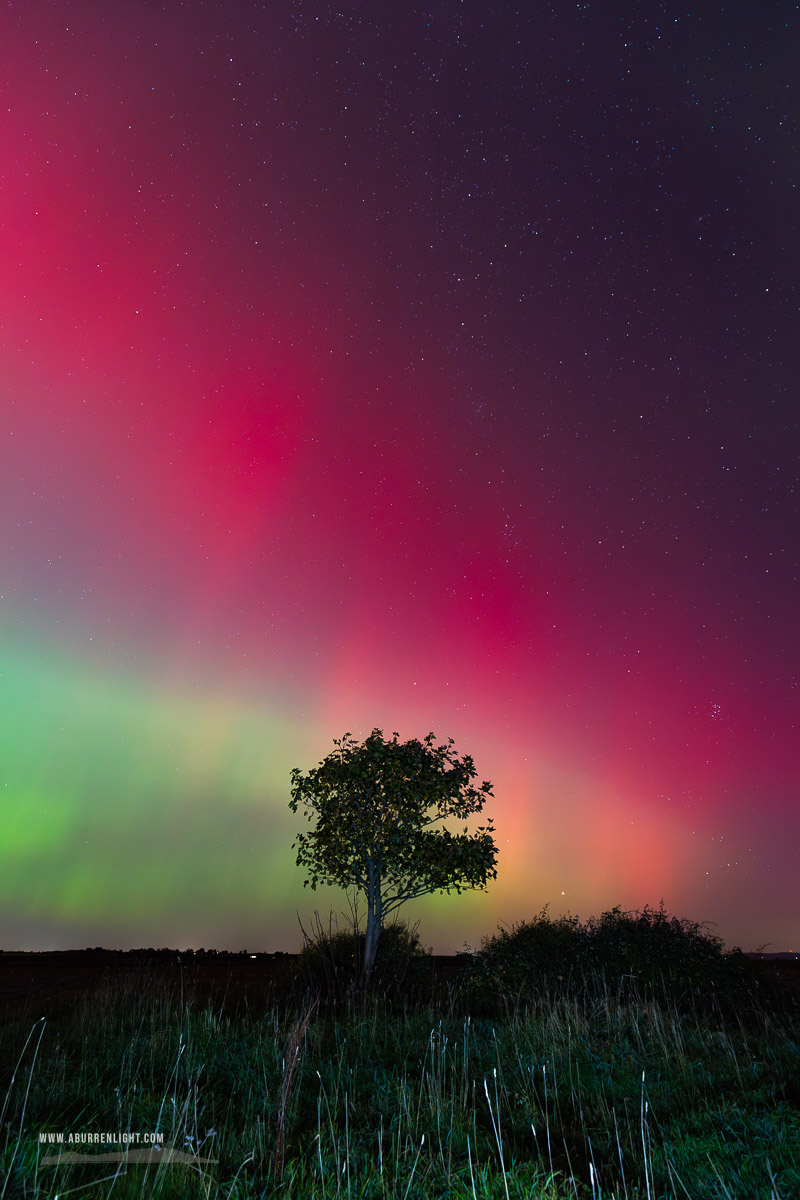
[[289, 728, 498, 984]]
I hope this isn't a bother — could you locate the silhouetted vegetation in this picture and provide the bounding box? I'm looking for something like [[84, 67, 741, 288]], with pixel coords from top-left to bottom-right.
[[294, 914, 432, 1006], [290, 729, 497, 986], [458, 903, 762, 1017]]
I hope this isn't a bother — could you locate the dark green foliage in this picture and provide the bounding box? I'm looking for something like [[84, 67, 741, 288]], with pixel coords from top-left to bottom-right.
[[294, 916, 432, 1006], [289, 730, 497, 905], [583, 905, 757, 1004], [460, 903, 761, 1015]]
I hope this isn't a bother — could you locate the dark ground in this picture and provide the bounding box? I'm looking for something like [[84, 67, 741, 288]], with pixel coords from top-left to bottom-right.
[[0, 950, 468, 1017], [1, 950, 797, 1020]]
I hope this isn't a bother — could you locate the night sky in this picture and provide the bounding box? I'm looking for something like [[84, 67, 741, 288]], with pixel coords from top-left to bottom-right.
[[1, 2, 797, 953]]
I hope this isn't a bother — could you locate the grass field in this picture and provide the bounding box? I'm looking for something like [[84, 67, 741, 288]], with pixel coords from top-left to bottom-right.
[[1, 918, 799, 1198]]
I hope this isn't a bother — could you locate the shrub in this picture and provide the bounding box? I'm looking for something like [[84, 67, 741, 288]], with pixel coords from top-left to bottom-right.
[[294, 914, 432, 1006], [459, 903, 759, 1015], [457, 906, 582, 1013], [582, 905, 758, 1005]]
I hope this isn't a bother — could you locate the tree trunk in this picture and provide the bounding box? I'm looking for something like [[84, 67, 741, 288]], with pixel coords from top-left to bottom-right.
[[363, 860, 382, 987]]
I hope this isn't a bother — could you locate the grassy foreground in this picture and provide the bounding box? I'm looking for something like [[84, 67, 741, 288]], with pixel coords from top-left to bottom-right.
[[1, 954, 798, 1200]]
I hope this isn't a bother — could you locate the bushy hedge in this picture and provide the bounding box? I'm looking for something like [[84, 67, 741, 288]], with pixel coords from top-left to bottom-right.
[[459, 904, 758, 1015]]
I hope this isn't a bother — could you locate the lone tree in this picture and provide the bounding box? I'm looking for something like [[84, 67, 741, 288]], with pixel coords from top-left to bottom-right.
[[289, 728, 498, 986]]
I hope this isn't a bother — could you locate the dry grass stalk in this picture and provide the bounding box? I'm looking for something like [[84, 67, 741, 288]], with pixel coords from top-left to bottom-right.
[[274, 997, 319, 1179]]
